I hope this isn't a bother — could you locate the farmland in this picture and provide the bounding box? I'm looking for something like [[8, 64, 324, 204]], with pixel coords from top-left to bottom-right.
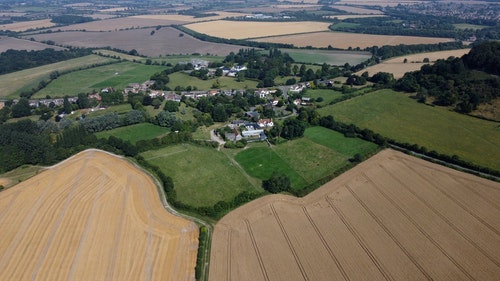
[[95, 123, 171, 144], [280, 48, 371, 65], [0, 55, 117, 99], [184, 20, 331, 40], [0, 150, 198, 280], [356, 49, 471, 79], [317, 89, 500, 171], [27, 27, 247, 57], [209, 149, 500, 281], [0, 37, 65, 53], [0, 19, 56, 32], [33, 62, 166, 98], [254, 31, 455, 49], [167, 72, 259, 91]]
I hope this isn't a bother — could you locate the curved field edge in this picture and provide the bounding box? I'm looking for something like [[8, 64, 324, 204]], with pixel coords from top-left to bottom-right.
[[209, 149, 500, 281], [317, 89, 500, 171], [0, 149, 200, 281]]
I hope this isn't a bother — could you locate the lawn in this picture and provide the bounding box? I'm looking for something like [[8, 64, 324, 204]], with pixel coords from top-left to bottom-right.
[[302, 89, 344, 106], [317, 89, 500, 171], [33, 62, 166, 98], [0, 55, 117, 99], [95, 123, 170, 144], [235, 127, 378, 190], [167, 72, 258, 90], [141, 144, 261, 207], [85, 104, 132, 118]]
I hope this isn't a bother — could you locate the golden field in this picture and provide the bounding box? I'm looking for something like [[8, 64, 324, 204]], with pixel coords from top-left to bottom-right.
[[0, 19, 56, 32], [356, 49, 471, 78], [0, 150, 198, 281], [254, 31, 455, 49], [184, 20, 332, 40], [210, 149, 500, 281]]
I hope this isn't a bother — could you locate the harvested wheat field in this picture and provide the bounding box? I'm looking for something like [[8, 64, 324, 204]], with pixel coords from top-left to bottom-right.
[[356, 49, 471, 78], [210, 149, 500, 281], [0, 36, 66, 52], [254, 31, 454, 49], [184, 20, 331, 40], [0, 19, 56, 32], [0, 149, 198, 281]]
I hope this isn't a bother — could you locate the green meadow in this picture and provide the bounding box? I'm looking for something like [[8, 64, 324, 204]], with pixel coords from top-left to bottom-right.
[[302, 89, 344, 106], [281, 48, 371, 65], [95, 123, 170, 144], [317, 89, 500, 171], [167, 72, 259, 90]]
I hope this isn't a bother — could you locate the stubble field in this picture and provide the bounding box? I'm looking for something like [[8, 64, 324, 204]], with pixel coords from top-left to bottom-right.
[[0, 37, 65, 53], [0, 19, 56, 32], [210, 149, 500, 281], [0, 150, 198, 281], [254, 31, 455, 49]]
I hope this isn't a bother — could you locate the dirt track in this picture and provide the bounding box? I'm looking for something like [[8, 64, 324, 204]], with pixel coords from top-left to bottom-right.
[[0, 150, 198, 281], [209, 149, 500, 281]]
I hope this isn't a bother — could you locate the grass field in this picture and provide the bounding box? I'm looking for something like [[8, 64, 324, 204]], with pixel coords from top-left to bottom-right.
[[317, 89, 500, 171], [453, 23, 488, 30], [84, 104, 132, 118], [167, 72, 259, 90], [141, 144, 262, 207], [235, 127, 378, 190], [0, 165, 44, 189], [280, 48, 371, 65], [95, 123, 171, 144], [33, 62, 166, 98], [0, 55, 117, 99], [302, 89, 344, 106]]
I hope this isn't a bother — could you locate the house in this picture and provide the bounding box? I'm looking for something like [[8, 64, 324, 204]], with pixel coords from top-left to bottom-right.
[[246, 111, 260, 120], [0, 101, 4, 110], [255, 88, 270, 99], [289, 84, 306, 93], [258, 118, 274, 128]]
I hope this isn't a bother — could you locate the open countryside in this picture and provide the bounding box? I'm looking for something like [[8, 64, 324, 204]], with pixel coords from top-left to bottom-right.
[[210, 149, 500, 281], [0, 150, 198, 280]]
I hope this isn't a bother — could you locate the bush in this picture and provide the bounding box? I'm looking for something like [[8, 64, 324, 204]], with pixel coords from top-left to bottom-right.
[[262, 171, 291, 193]]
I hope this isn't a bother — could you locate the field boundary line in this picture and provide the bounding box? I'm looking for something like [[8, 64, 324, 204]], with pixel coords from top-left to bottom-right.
[[244, 219, 270, 281], [344, 183, 433, 280], [366, 170, 477, 280], [270, 203, 310, 281], [301, 206, 350, 281], [227, 230, 232, 281], [325, 195, 394, 281]]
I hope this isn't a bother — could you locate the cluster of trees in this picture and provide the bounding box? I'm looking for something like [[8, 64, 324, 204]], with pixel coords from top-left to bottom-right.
[[0, 48, 92, 75], [262, 171, 291, 193], [395, 41, 500, 113], [50, 15, 93, 24], [367, 42, 465, 60]]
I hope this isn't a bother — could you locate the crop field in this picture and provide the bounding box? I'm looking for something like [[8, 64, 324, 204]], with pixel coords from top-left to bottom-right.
[[336, 0, 423, 6], [0, 150, 198, 280], [167, 72, 259, 90], [141, 144, 261, 207], [0, 19, 55, 32], [0, 55, 117, 99], [49, 17, 189, 32], [95, 123, 171, 144], [33, 61, 165, 98], [27, 27, 247, 57], [235, 127, 378, 190], [356, 49, 471, 78], [331, 5, 385, 14], [184, 20, 331, 40], [317, 89, 500, 171], [280, 48, 371, 65], [254, 31, 454, 49], [0, 36, 65, 52], [210, 149, 500, 281]]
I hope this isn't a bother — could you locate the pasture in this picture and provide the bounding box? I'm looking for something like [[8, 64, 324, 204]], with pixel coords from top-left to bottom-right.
[[356, 49, 471, 79], [0, 150, 198, 280], [33, 62, 166, 98], [167, 72, 259, 90], [281, 48, 371, 65], [302, 89, 344, 106], [184, 20, 331, 40], [141, 144, 261, 207], [27, 27, 247, 57], [0, 55, 117, 99], [235, 127, 378, 190], [210, 149, 500, 281], [95, 123, 171, 144], [254, 31, 455, 49], [317, 89, 500, 171]]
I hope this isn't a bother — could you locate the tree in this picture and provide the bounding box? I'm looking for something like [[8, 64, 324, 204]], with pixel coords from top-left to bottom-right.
[[76, 93, 90, 109], [281, 118, 306, 140], [11, 98, 32, 118], [164, 100, 179, 112], [156, 111, 177, 127], [215, 68, 223, 77], [262, 171, 291, 193]]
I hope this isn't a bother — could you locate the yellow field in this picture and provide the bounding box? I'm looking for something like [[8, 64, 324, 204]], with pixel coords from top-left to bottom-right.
[[132, 12, 248, 22], [356, 49, 471, 78], [329, 15, 387, 20], [0, 19, 56, 32], [337, 0, 424, 6], [210, 149, 500, 281], [331, 5, 385, 14], [254, 31, 455, 49], [0, 150, 198, 281], [184, 20, 331, 40]]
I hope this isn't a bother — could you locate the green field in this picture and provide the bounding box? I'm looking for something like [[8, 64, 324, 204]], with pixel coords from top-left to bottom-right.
[[235, 127, 378, 190], [302, 89, 344, 106], [85, 104, 132, 118], [0, 55, 117, 99], [167, 72, 258, 90], [453, 23, 488, 30], [281, 48, 371, 65], [33, 62, 166, 98], [141, 144, 261, 207], [317, 89, 500, 171], [95, 123, 170, 144], [0, 165, 44, 189]]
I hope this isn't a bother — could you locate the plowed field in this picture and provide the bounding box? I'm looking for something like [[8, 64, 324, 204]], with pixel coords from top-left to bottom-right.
[[0, 150, 198, 281], [210, 149, 500, 281]]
